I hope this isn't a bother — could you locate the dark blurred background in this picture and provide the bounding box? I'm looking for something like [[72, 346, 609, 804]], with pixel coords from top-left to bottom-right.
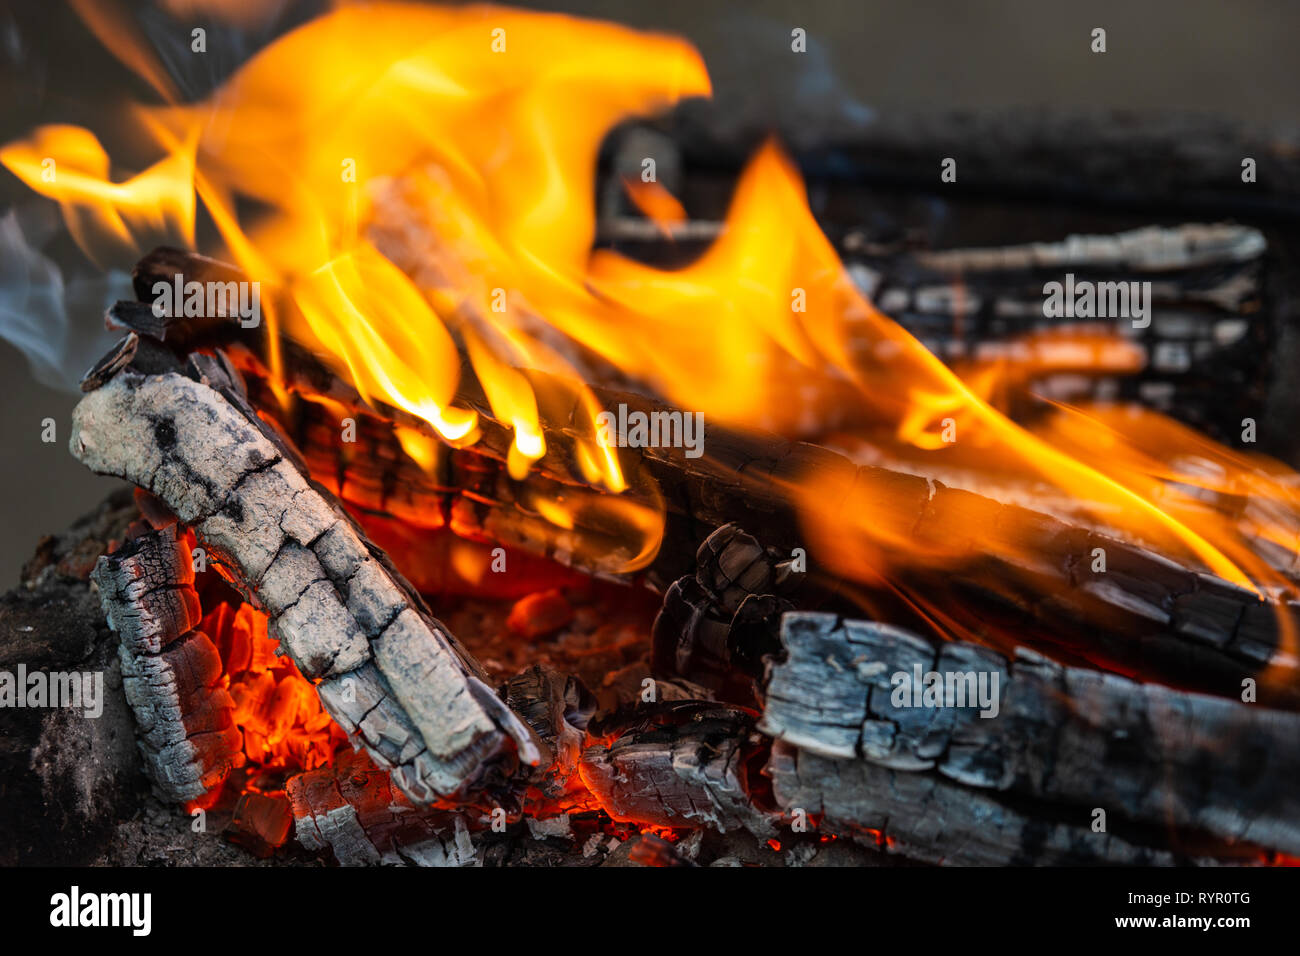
[[2, 0, 1299, 586]]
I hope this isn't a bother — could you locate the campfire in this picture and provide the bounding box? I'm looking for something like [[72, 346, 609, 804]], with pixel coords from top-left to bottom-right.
[[4, 2, 1300, 868]]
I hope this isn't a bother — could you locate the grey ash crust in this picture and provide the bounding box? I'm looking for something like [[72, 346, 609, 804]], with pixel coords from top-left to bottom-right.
[[69, 359, 541, 807]]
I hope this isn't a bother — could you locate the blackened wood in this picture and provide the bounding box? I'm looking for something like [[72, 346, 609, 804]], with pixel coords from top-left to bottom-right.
[[286, 750, 475, 866], [80, 330, 139, 392], [672, 109, 1300, 220], [652, 524, 793, 703], [580, 702, 776, 837], [845, 224, 1270, 443], [762, 612, 1300, 856], [93, 525, 243, 802], [121, 247, 1300, 707], [72, 358, 542, 806]]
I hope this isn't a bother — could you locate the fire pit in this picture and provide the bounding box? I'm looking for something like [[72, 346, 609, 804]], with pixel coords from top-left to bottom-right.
[[3, 2, 1300, 875]]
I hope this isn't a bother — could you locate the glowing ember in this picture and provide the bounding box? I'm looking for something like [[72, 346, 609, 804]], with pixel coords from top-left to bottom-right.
[[201, 601, 348, 776]]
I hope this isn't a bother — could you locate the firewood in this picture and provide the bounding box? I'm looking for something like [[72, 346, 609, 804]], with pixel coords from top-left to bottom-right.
[[71, 357, 542, 806], [286, 750, 476, 866], [574, 699, 1244, 864], [652, 524, 793, 704], [116, 247, 1300, 708], [502, 664, 594, 809], [766, 741, 1195, 866], [762, 611, 1300, 856], [92, 526, 243, 802], [600, 220, 1270, 441], [580, 702, 776, 837], [845, 223, 1268, 442]]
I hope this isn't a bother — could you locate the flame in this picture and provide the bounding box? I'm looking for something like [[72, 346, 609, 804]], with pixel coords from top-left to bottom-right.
[[7, 1, 1300, 668], [0, 124, 196, 263], [621, 177, 688, 236]]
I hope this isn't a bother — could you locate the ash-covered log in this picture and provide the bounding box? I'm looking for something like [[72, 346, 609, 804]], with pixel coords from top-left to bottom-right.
[[761, 612, 1300, 856], [93, 525, 243, 802], [766, 742, 1192, 866], [580, 702, 776, 837], [71, 355, 541, 806], [287, 750, 476, 866], [571, 698, 1247, 864]]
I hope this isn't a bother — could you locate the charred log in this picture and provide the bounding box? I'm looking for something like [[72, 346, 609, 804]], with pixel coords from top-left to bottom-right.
[[652, 524, 794, 703], [286, 750, 477, 866], [92, 525, 243, 802], [118, 247, 1300, 709], [241, 345, 1300, 708], [71, 357, 541, 806], [580, 702, 776, 837], [845, 224, 1269, 441], [761, 611, 1300, 856]]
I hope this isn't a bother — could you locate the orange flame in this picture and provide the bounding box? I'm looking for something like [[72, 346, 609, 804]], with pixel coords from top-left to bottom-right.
[[6, 2, 1299, 669]]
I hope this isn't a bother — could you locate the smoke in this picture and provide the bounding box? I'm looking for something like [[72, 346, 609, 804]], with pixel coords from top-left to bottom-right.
[[678, 12, 876, 152], [134, 0, 317, 101], [0, 204, 130, 393]]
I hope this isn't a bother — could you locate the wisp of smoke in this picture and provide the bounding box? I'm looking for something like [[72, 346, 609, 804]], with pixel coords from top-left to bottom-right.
[[0, 205, 130, 393]]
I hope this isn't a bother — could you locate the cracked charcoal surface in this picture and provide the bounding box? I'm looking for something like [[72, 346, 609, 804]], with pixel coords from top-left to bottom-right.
[[93, 525, 243, 802], [579, 703, 776, 839], [71, 368, 539, 805], [761, 612, 1300, 856]]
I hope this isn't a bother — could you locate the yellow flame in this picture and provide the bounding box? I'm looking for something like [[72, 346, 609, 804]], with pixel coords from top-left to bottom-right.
[[0, 124, 196, 262], [6, 1, 1299, 634]]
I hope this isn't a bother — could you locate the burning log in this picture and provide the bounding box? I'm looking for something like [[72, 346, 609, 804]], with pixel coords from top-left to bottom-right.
[[238, 345, 1300, 709], [761, 612, 1300, 857], [652, 524, 794, 704], [845, 224, 1269, 441], [286, 750, 476, 866], [71, 355, 542, 806], [93, 525, 243, 802], [766, 742, 1190, 866], [502, 664, 594, 809], [113, 248, 1300, 707], [601, 218, 1271, 442], [580, 702, 776, 838]]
